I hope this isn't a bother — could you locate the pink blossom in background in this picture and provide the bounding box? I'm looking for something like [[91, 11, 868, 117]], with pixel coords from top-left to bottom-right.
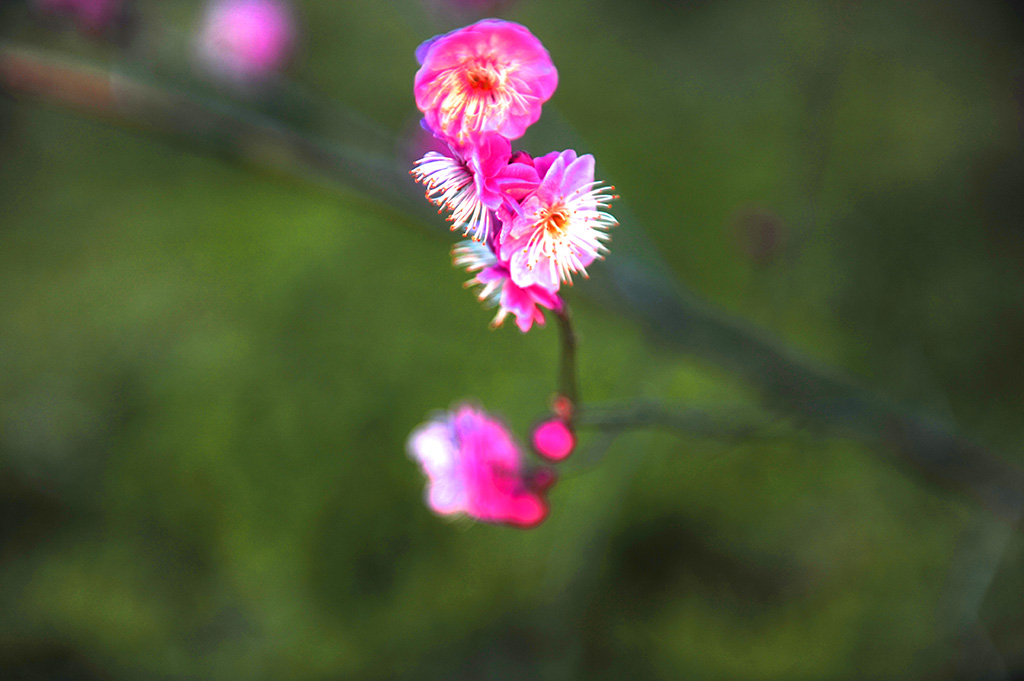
[[34, 0, 121, 32], [500, 150, 617, 291], [398, 117, 451, 170], [452, 240, 562, 332], [407, 404, 550, 527], [531, 418, 575, 461], [414, 19, 558, 145], [196, 0, 296, 85], [411, 133, 539, 242]]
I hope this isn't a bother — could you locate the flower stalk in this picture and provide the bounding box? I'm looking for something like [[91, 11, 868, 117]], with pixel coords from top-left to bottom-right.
[[554, 304, 578, 413]]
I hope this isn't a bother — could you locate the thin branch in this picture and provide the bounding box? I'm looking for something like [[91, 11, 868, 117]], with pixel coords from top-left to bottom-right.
[[554, 305, 579, 408], [576, 401, 784, 442]]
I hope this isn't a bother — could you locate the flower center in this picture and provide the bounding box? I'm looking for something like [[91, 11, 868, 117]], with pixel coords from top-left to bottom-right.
[[463, 60, 506, 94], [466, 67, 497, 91], [540, 207, 570, 237]]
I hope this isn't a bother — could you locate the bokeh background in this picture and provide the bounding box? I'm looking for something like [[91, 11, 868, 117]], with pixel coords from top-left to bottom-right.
[[2, 0, 1024, 679]]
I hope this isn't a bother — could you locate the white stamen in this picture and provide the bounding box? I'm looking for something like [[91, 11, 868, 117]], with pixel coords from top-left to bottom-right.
[[412, 152, 493, 242]]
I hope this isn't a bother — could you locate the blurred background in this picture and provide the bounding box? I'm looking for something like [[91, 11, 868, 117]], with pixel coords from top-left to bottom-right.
[[2, 0, 1024, 679]]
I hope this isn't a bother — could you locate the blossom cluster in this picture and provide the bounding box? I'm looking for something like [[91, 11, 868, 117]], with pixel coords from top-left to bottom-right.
[[411, 19, 617, 333], [407, 20, 610, 528]]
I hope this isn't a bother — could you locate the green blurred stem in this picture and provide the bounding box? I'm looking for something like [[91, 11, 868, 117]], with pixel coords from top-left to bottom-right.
[[555, 305, 579, 409], [2, 43, 1022, 523]]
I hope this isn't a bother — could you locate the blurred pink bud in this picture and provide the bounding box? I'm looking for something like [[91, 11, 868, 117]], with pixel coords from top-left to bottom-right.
[[408, 404, 551, 527], [196, 0, 296, 86], [34, 0, 122, 33], [551, 394, 574, 421], [531, 418, 575, 461]]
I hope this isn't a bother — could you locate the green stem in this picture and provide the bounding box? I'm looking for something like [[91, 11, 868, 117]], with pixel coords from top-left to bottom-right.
[[554, 304, 579, 410]]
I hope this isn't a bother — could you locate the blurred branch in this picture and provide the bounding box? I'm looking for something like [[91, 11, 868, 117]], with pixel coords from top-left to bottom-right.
[[2, 43, 1022, 522], [554, 306, 579, 408], [595, 267, 1024, 521], [577, 401, 783, 442], [0, 42, 431, 223]]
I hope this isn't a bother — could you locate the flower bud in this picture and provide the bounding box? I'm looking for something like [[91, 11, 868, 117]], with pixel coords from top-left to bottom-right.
[[531, 418, 575, 461]]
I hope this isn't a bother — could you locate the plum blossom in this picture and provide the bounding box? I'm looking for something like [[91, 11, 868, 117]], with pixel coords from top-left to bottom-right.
[[452, 240, 562, 332], [500, 150, 617, 291], [414, 19, 558, 145], [196, 0, 296, 86], [407, 404, 551, 527], [412, 133, 538, 243]]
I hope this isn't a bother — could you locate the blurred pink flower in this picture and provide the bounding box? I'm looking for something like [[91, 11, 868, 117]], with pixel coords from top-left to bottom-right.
[[499, 150, 617, 291], [35, 0, 121, 32], [196, 0, 296, 85], [452, 240, 562, 332], [411, 133, 538, 242], [414, 19, 557, 145], [408, 404, 550, 527], [531, 418, 575, 461]]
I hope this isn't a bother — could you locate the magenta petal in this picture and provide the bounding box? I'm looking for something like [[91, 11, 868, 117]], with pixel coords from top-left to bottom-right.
[[500, 267, 561, 330], [497, 161, 541, 197], [531, 151, 562, 179], [468, 134, 512, 177]]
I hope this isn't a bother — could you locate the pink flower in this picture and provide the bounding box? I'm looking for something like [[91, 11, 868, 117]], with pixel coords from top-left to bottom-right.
[[531, 418, 575, 461], [499, 150, 617, 291], [196, 0, 296, 85], [407, 404, 551, 527], [411, 133, 538, 242], [452, 240, 562, 332], [414, 19, 558, 145], [34, 0, 121, 32]]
